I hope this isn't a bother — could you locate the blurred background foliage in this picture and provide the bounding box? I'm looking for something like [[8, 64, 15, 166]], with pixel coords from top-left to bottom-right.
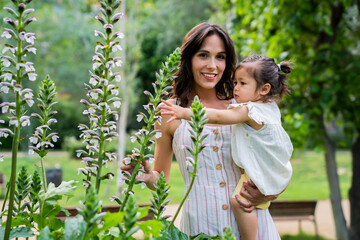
[[0, 0, 220, 151], [0, 0, 358, 154]]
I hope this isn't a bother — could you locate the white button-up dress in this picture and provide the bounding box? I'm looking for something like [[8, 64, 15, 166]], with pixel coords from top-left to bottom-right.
[[172, 119, 281, 239], [229, 101, 293, 196]]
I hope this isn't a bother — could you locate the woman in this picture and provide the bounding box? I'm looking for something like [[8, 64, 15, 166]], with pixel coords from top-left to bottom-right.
[[121, 22, 281, 239]]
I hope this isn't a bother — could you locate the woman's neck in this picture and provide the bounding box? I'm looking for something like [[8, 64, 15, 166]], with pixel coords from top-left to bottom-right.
[[189, 89, 230, 109]]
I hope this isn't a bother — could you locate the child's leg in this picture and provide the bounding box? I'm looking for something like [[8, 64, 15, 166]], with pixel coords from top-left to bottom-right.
[[230, 198, 257, 240], [231, 172, 258, 240]]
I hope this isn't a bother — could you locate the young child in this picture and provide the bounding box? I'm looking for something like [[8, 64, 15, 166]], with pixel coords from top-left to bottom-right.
[[159, 55, 293, 240]]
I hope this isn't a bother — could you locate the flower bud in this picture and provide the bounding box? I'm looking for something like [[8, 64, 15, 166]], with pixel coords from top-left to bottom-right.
[[95, 15, 106, 25], [18, 3, 26, 13], [106, 6, 112, 16]]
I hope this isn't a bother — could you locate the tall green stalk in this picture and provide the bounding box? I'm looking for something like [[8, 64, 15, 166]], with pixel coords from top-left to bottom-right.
[[168, 95, 208, 229], [29, 75, 59, 193], [77, 0, 124, 195], [5, 122, 20, 240], [0, 1, 37, 239], [119, 48, 180, 211]]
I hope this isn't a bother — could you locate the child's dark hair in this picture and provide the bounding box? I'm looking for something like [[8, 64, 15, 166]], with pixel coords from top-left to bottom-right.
[[238, 55, 292, 102]]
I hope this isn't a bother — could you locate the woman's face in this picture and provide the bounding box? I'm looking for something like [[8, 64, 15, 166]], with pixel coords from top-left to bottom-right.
[[191, 34, 226, 91]]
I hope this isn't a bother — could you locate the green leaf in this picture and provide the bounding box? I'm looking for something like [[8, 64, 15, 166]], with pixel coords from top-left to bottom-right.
[[97, 211, 124, 234], [63, 215, 86, 240], [38, 226, 54, 240], [159, 225, 188, 240], [9, 227, 34, 239], [41, 202, 63, 218], [10, 215, 31, 228], [139, 220, 163, 238], [40, 181, 77, 204], [138, 205, 150, 219], [48, 216, 65, 231]]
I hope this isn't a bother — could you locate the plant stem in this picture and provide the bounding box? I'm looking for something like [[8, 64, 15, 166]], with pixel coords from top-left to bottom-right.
[[4, 124, 20, 240], [94, 36, 110, 194], [168, 141, 199, 229], [120, 131, 150, 211], [1, 182, 10, 212], [120, 93, 162, 211], [39, 200, 44, 230], [168, 171, 196, 230], [40, 157, 47, 192], [4, 13, 23, 238], [81, 226, 89, 240]]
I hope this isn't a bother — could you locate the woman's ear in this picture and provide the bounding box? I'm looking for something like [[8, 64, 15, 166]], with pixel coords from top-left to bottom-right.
[[260, 83, 271, 96]]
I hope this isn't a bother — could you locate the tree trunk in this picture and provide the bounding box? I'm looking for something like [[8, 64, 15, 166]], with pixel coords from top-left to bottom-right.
[[349, 135, 360, 240], [324, 134, 349, 240]]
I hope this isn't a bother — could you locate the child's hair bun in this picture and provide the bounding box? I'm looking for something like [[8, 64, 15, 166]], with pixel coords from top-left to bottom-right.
[[279, 62, 292, 74]]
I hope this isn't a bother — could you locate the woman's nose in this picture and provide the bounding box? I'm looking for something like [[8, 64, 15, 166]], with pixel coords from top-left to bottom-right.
[[207, 57, 216, 69]]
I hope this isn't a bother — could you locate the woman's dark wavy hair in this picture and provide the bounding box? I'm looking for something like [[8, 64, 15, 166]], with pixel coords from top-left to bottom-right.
[[171, 22, 236, 107]]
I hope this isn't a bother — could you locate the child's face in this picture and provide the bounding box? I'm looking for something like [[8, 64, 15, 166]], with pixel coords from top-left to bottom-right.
[[233, 67, 260, 103]]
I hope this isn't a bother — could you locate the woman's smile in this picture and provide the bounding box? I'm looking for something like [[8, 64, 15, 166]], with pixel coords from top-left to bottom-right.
[[202, 73, 217, 80]]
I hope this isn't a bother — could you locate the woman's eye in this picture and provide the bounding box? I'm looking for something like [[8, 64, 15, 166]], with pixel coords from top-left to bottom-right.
[[217, 55, 226, 60], [198, 53, 207, 58]]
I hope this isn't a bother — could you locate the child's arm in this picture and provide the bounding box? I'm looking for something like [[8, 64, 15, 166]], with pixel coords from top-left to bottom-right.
[[159, 99, 255, 125], [158, 100, 192, 123]]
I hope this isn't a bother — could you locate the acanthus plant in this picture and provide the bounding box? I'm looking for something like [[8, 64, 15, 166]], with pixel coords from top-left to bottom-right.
[[117, 47, 181, 211], [29, 75, 59, 192], [0, 0, 37, 239], [77, 0, 123, 194], [0, 58, 4, 162]]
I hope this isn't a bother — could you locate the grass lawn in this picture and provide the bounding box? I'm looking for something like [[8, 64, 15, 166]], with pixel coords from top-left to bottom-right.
[[278, 150, 351, 200], [0, 150, 352, 207]]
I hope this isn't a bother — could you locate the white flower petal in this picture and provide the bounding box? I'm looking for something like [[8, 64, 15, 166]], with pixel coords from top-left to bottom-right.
[[136, 114, 143, 122]]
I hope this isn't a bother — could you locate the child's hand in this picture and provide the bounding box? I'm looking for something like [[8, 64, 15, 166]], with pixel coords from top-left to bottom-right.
[[158, 99, 190, 123]]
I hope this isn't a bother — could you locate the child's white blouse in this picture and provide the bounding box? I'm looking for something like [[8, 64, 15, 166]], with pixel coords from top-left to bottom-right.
[[229, 101, 293, 195]]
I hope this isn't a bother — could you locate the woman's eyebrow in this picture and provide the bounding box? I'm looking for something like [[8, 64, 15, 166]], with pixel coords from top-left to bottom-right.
[[197, 49, 210, 53], [197, 49, 227, 55]]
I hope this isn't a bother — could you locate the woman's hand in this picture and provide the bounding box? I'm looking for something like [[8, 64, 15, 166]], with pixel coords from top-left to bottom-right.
[[235, 179, 278, 213], [120, 158, 158, 190]]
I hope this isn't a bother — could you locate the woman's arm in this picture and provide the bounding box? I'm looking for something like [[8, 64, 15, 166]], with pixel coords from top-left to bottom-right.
[[159, 99, 252, 125], [120, 111, 175, 191]]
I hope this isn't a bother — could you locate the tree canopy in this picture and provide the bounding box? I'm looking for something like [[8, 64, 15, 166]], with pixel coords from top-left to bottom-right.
[[218, 1, 360, 239]]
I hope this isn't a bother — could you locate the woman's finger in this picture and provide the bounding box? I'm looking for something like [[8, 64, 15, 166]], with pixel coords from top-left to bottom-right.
[[119, 164, 132, 171], [141, 160, 152, 173], [161, 111, 174, 116], [239, 185, 253, 201], [166, 116, 176, 123], [160, 99, 172, 106], [235, 195, 255, 213]]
